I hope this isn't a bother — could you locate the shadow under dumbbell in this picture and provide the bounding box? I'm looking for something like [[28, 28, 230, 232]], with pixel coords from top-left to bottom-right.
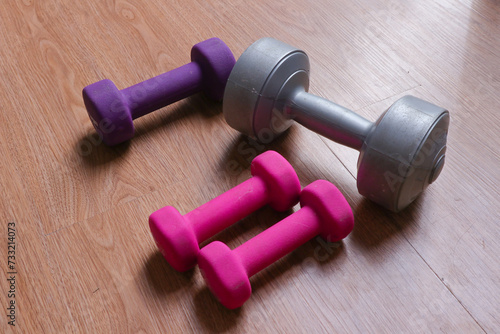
[[141, 251, 195, 296], [76, 132, 131, 166], [199, 206, 295, 253], [133, 94, 221, 142], [193, 287, 242, 332], [76, 94, 221, 166], [350, 195, 424, 250], [250, 238, 345, 293], [193, 238, 345, 330], [215, 127, 298, 178]]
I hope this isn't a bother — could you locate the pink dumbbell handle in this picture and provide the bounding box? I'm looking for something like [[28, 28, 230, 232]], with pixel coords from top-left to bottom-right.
[[234, 206, 320, 278], [187, 177, 269, 242]]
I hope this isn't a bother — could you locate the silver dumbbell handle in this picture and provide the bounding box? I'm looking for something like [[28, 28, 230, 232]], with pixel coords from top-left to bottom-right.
[[289, 91, 373, 150]]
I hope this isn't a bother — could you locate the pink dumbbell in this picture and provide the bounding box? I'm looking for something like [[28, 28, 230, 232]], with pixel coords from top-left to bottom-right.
[[149, 151, 301, 272], [198, 180, 354, 309]]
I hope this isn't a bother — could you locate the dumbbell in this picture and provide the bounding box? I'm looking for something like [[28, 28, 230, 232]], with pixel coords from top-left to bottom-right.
[[83, 37, 235, 146], [198, 179, 353, 309], [149, 150, 300, 272], [223, 38, 450, 212]]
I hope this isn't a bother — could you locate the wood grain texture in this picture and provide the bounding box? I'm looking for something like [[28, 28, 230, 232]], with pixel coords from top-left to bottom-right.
[[0, 0, 498, 332]]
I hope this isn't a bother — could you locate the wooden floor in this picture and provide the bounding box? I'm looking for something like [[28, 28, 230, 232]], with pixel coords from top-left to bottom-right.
[[1, 0, 499, 332]]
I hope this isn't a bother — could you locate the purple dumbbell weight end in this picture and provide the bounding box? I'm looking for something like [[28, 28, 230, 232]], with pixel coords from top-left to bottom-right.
[[82, 37, 236, 145]]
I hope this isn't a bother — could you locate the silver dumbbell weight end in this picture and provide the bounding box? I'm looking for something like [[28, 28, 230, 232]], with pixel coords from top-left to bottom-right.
[[223, 38, 449, 212]]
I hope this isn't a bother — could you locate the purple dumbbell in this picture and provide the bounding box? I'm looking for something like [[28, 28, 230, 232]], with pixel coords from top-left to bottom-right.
[[82, 37, 236, 146], [149, 150, 301, 272]]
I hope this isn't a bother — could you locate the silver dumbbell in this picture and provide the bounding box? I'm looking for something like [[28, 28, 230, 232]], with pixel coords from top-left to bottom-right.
[[223, 38, 450, 212]]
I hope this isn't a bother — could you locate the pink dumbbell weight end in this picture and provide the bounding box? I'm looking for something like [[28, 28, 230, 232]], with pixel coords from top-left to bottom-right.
[[198, 180, 354, 309], [149, 151, 301, 272]]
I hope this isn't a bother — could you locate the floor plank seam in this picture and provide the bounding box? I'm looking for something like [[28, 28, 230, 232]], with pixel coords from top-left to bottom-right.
[[44, 220, 82, 237], [356, 84, 423, 113], [402, 234, 488, 333], [318, 135, 357, 181]]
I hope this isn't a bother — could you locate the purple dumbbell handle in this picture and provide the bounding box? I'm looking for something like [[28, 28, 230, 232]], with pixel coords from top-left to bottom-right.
[[234, 206, 320, 278], [122, 62, 203, 120], [187, 177, 269, 242]]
